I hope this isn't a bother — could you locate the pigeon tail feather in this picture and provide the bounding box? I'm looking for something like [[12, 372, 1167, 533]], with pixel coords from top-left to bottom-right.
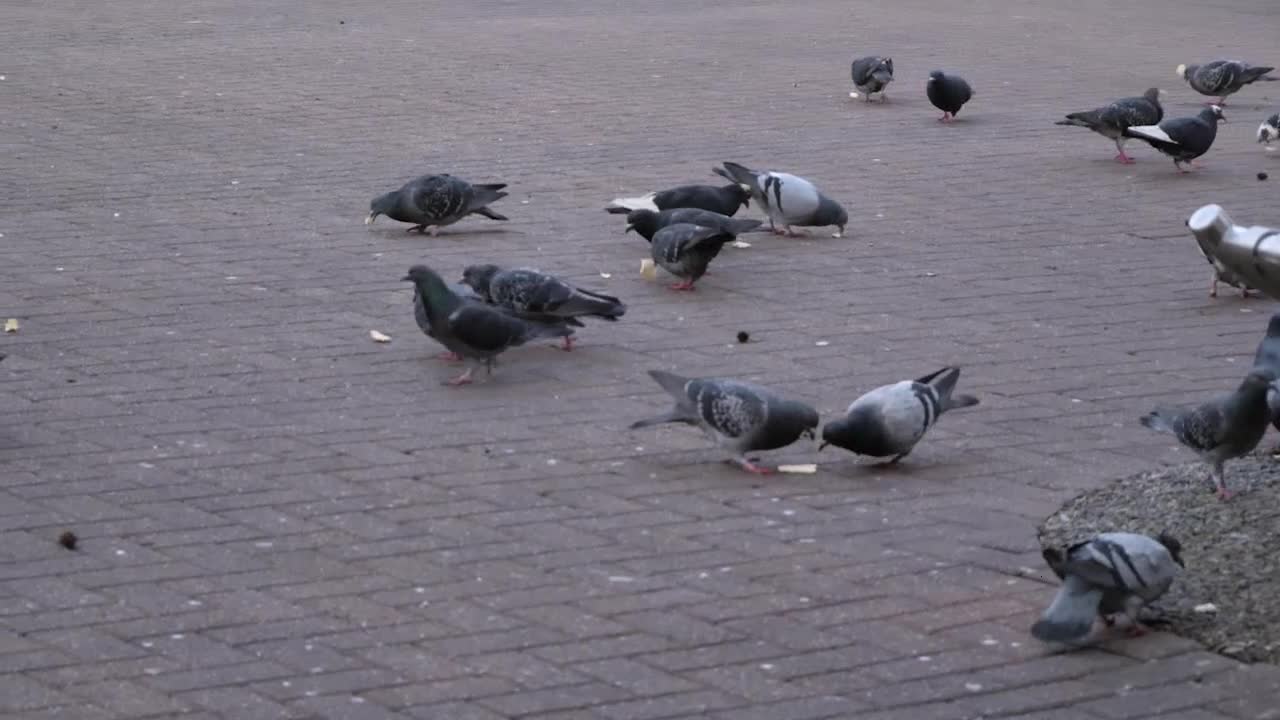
[[647, 369, 692, 400], [1056, 110, 1102, 129], [469, 184, 508, 207], [471, 207, 508, 221], [559, 290, 626, 321], [629, 409, 693, 430], [1031, 576, 1103, 643], [1243, 66, 1275, 83], [945, 394, 980, 411], [716, 162, 758, 188]]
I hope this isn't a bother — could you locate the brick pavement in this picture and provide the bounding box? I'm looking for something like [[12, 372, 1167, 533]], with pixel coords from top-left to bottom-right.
[[4, 0, 1280, 717]]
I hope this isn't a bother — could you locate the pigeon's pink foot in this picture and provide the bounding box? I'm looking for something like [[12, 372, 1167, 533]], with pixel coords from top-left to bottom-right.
[[733, 458, 776, 475], [1217, 486, 1235, 501], [559, 336, 575, 352], [1125, 622, 1152, 638], [669, 280, 696, 291], [445, 368, 474, 386], [437, 351, 463, 362], [1114, 152, 1135, 164]]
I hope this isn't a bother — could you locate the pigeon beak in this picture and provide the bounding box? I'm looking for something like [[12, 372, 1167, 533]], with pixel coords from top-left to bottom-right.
[[365, 212, 377, 225]]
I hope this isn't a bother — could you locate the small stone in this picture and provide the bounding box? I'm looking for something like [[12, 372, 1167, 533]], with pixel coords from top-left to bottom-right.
[[737, 331, 750, 343], [1259, 172, 1269, 181], [58, 531, 78, 550]]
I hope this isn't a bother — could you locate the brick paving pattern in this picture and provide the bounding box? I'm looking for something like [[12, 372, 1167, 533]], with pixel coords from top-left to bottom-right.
[[4, 0, 1280, 718]]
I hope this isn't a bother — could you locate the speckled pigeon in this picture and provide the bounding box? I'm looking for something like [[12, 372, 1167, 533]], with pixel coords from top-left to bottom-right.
[[1252, 313, 1280, 431], [1177, 60, 1275, 105], [647, 223, 737, 291], [1031, 532, 1184, 644], [819, 366, 979, 464], [368, 174, 508, 235], [1055, 88, 1164, 164], [460, 264, 625, 350], [402, 265, 571, 385], [630, 370, 820, 474], [1122, 105, 1225, 173], [605, 183, 751, 217], [1259, 112, 1280, 145], [713, 162, 848, 237], [926, 70, 972, 122], [623, 208, 762, 242], [850, 56, 894, 102], [1139, 368, 1276, 499]]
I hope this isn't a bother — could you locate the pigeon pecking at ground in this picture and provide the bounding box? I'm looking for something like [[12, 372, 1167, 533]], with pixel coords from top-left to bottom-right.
[[714, 162, 848, 238], [459, 264, 626, 351], [1031, 532, 1185, 644], [402, 265, 572, 385], [623, 208, 762, 242], [605, 183, 751, 217], [1139, 368, 1276, 500], [647, 223, 738, 291], [819, 366, 979, 465], [1055, 88, 1164, 164], [1252, 313, 1280, 432], [1177, 60, 1275, 105], [1122, 105, 1225, 174], [368, 174, 508, 235], [850, 55, 894, 102], [1259, 112, 1280, 147], [630, 370, 820, 474], [926, 70, 973, 123]]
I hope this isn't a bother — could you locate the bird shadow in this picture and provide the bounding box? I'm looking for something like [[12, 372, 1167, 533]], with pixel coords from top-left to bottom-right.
[[372, 226, 519, 239]]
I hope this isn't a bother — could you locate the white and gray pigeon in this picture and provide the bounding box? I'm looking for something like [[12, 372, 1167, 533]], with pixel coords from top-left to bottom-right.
[[850, 55, 894, 102], [819, 366, 979, 464], [1122, 105, 1225, 173], [647, 223, 738, 291], [1252, 313, 1280, 432], [1139, 368, 1276, 499], [368, 174, 508, 235], [460, 264, 626, 350], [713, 162, 848, 237], [926, 70, 973, 122], [1055, 88, 1164, 164], [630, 370, 820, 474], [623, 208, 763, 242], [1259, 112, 1280, 147], [402, 265, 571, 385], [605, 183, 751, 217], [1031, 532, 1185, 644], [1177, 60, 1275, 105]]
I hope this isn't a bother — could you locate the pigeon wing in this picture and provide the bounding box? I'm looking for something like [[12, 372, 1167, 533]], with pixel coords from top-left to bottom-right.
[[447, 305, 529, 353], [690, 380, 769, 439]]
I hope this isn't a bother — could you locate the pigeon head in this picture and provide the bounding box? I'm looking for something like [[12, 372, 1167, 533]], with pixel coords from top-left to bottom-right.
[[1143, 87, 1164, 105], [1258, 113, 1280, 144], [818, 414, 857, 451], [872, 58, 894, 84], [1204, 105, 1226, 124], [1156, 533, 1185, 568], [401, 264, 444, 287], [782, 402, 821, 442], [1175, 63, 1191, 79], [624, 209, 661, 241], [814, 196, 848, 234], [461, 264, 502, 299], [722, 183, 751, 210], [367, 192, 396, 225], [928, 70, 945, 83]]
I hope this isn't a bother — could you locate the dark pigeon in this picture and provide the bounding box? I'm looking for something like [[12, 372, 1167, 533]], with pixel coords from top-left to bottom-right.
[[647, 223, 737, 291], [460, 264, 625, 350], [402, 265, 571, 385], [1032, 532, 1184, 644], [630, 369, 820, 474], [1259, 112, 1280, 145], [1123, 105, 1225, 173], [820, 366, 979, 464], [1055, 88, 1164, 164], [1252, 313, 1280, 431], [368, 174, 507, 235], [606, 183, 750, 217], [623, 208, 762, 242], [850, 55, 894, 102], [1178, 60, 1275, 105], [714, 162, 848, 237], [1139, 368, 1275, 499], [926, 70, 973, 122]]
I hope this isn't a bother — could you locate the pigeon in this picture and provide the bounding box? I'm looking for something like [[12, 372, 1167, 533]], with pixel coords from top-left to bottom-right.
[[850, 55, 894, 102], [1031, 532, 1184, 644], [1055, 88, 1164, 164], [460, 265, 625, 350], [1122, 105, 1225, 173], [926, 70, 973, 122], [1259, 112, 1280, 146], [605, 184, 751, 217], [819, 366, 980, 464], [648, 223, 737, 291], [1139, 368, 1276, 499], [401, 265, 572, 385], [1177, 60, 1275, 105], [368, 174, 508, 235], [410, 279, 485, 361], [713, 162, 848, 237], [1251, 313, 1280, 431], [623, 208, 762, 242], [629, 370, 820, 474]]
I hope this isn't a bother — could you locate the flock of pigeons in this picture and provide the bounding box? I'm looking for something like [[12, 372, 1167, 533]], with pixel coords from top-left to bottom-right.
[[366, 54, 1280, 647]]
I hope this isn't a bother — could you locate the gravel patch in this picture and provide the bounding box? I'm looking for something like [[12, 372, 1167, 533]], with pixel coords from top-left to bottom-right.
[[1038, 452, 1280, 664]]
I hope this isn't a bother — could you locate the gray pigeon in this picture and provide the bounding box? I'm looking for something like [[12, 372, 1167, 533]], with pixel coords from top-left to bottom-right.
[[648, 223, 737, 291], [1123, 105, 1225, 173], [630, 370, 820, 474], [410, 279, 484, 361], [1139, 368, 1276, 499], [402, 265, 571, 385], [1031, 532, 1184, 644], [819, 366, 979, 464], [1259, 112, 1280, 145], [623, 208, 762, 242], [460, 264, 626, 350], [368, 174, 508, 235], [606, 183, 751, 216], [1055, 88, 1164, 164], [926, 70, 973, 122], [1177, 60, 1275, 105], [1252, 313, 1280, 431], [850, 55, 894, 102], [713, 162, 848, 237]]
